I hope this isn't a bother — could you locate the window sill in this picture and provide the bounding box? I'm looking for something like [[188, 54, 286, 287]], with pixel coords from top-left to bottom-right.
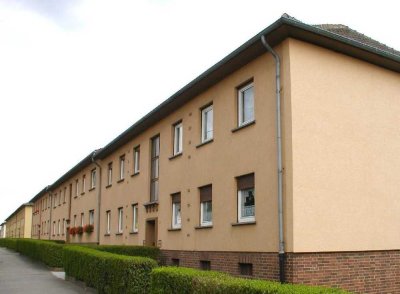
[[232, 120, 256, 133], [117, 178, 125, 184], [169, 152, 183, 160], [81, 192, 85, 196], [74, 196, 78, 199], [89, 187, 95, 192], [115, 232, 123, 236], [129, 231, 138, 235], [196, 139, 214, 149], [195, 225, 213, 229], [104, 233, 111, 236], [231, 221, 256, 226], [168, 227, 181, 231], [105, 184, 112, 189], [131, 172, 140, 177], [143, 201, 159, 207]]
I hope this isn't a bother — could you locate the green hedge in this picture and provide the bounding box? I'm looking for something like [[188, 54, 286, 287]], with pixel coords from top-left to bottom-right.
[[150, 267, 350, 294], [0, 238, 63, 267], [0, 238, 18, 250], [91, 245, 160, 261], [63, 245, 157, 294]]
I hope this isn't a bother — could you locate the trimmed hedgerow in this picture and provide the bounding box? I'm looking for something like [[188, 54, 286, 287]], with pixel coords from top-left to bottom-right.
[[63, 245, 157, 294], [150, 267, 351, 294], [0, 238, 63, 267], [0, 238, 18, 250], [91, 245, 160, 261]]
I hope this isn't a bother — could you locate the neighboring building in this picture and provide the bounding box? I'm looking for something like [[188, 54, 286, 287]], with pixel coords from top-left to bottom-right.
[[4, 14, 400, 293], [0, 222, 6, 238], [5, 203, 33, 238]]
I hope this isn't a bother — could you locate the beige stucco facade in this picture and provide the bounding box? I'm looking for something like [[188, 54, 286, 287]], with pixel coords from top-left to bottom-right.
[[288, 38, 400, 252], [5, 204, 32, 238]]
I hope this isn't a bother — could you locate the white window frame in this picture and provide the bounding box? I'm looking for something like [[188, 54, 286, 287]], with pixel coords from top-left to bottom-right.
[[73, 215, 77, 227], [118, 208, 123, 233], [201, 105, 213, 143], [238, 188, 255, 223], [75, 179, 79, 196], [200, 201, 212, 226], [82, 175, 86, 193], [63, 219, 66, 235], [172, 202, 181, 229], [81, 213, 84, 227], [107, 163, 112, 186], [53, 222, 56, 235], [173, 122, 183, 155], [91, 169, 96, 189], [238, 83, 255, 126], [89, 210, 94, 225], [58, 220, 60, 235], [134, 147, 140, 174], [132, 204, 138, 233], [119, 156, 125, 180], [106, 211, 111, 234]]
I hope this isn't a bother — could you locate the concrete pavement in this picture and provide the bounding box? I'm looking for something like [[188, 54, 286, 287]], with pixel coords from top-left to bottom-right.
[[0, 247, 88, 293]]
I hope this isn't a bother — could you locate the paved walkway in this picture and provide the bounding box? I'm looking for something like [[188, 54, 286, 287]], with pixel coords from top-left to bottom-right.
[[0, 247, 87, 293]]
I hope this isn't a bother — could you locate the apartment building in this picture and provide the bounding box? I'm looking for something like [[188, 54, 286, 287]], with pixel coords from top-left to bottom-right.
[[3, 14, 400, 293], [5, 203, 33, 238]]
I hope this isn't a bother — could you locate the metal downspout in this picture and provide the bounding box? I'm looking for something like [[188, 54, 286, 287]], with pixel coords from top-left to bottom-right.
[[261, 35, 285, 283], [91, 151, 102, 245]]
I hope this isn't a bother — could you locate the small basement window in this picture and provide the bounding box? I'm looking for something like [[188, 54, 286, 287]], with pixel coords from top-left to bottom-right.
[[200, 260, 211, 271], [239, 263, 253, 276], [171, 258, 180, 266]]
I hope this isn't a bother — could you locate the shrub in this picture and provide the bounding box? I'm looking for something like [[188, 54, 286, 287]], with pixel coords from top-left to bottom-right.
[[150, 267, 351, 294], [0, 238, 18, 250], [0, 238, 63, 268], [92, 245, 160, 261], [63, 245, 157, 294]]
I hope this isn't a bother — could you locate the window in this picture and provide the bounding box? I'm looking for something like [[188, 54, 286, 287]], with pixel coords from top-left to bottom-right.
[[173, 122, 183, 155], [171, 193, 181, 229], [237, 173, 255, 223], [75, 179, 79, 197], [106, 211, 111, 234], [53, 221, 56, 235], [63, 218, 66, 235], [119, 155, 125, 180], [57, 220, 60, 235], [81, 213, 84, 227], [238, 82, 254, 126], [133, 146, 140, 174], [132, 204, 138, 233], [171, 258, 180, 266], [58, 191, 61, 205], [118, 208, 123, 233], [200, 260, 211, 271], [201, 105, 213, 142], [107, 162, 112, 186], [82, 175, 86, 193], [199, 185, 212, 226], [63, 187, 66, 203], [73, 215, 77, 227], [89, 210, 94, 225], [239, 263, 253, 276], [150, 136, 160, 202], [91, 169, 96, 189]]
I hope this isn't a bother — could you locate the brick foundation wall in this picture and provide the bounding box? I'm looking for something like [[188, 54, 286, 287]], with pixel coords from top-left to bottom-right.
[[161, 250, 279, 280], [286, 251, 400, 294], [161, 249, 400, 293]]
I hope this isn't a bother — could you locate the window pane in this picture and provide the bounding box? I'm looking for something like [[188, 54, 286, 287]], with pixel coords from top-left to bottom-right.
[[202, 201, 212, 223], [173, 203, 181, 227], [242, 86, 254, 123], [241, 188, 255, 218]]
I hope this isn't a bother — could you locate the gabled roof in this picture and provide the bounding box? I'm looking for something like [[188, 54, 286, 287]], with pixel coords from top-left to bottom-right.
[[93, 14, 399, 159]]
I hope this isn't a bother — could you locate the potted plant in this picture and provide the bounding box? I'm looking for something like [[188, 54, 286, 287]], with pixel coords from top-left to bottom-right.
[[77, 226, 84, 235], [69, 227, 77, 236], [83, 224, 94, 234]]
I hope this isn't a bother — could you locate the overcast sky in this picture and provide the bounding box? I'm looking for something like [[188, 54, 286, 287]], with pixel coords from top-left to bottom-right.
[[0, 0, 399, 223]]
